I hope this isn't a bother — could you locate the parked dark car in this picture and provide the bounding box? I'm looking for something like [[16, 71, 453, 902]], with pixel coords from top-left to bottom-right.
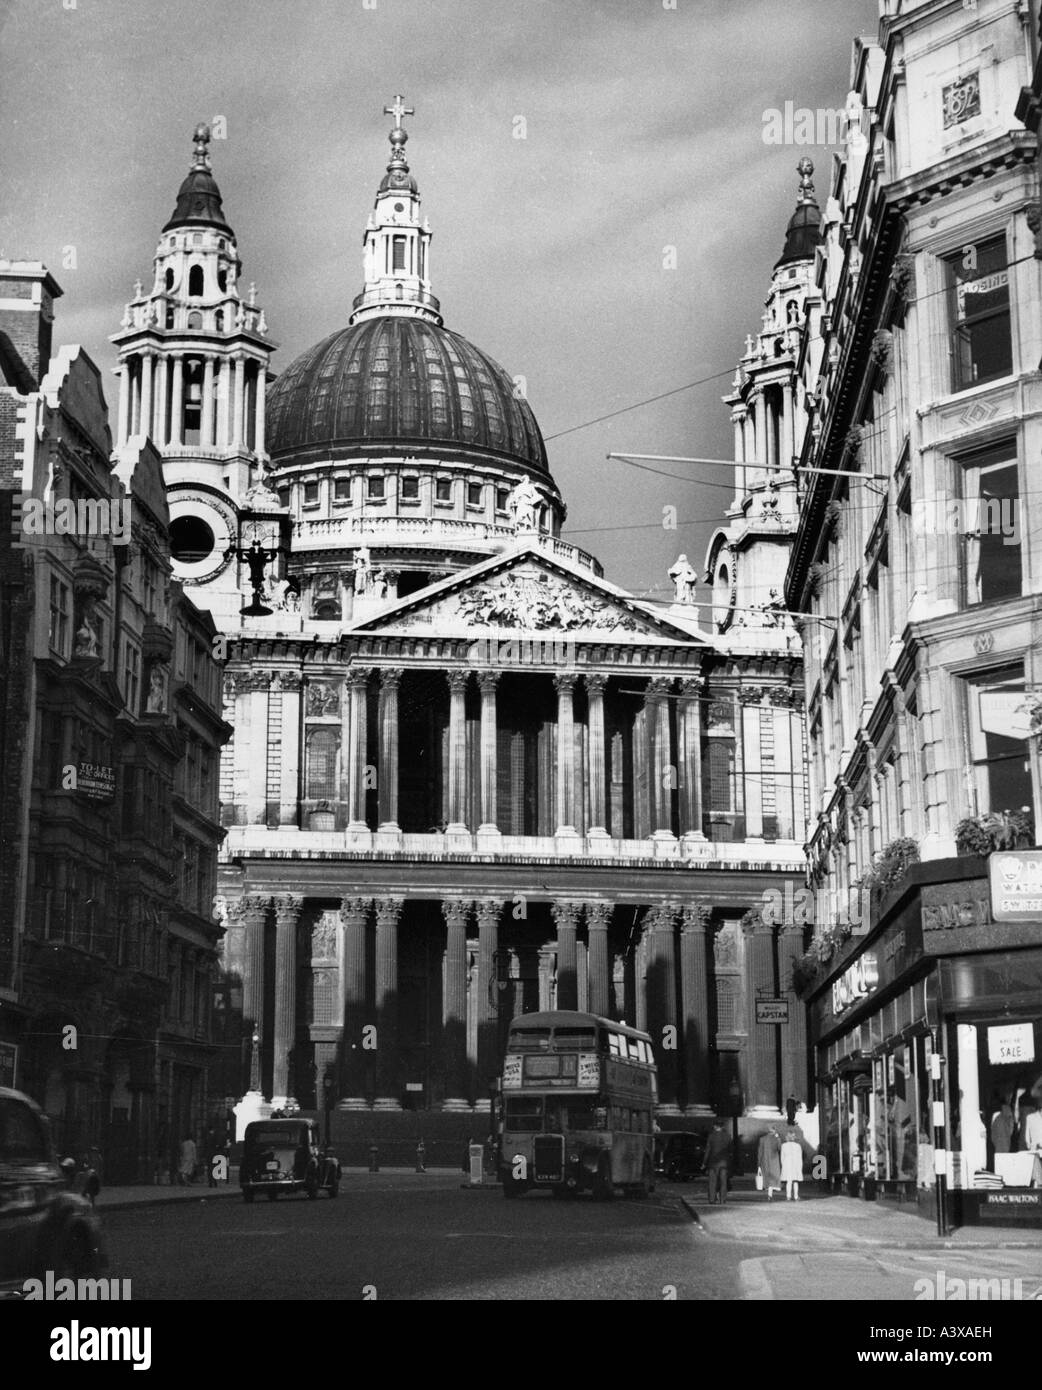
[[0, 1087, 106, 1295], [653, 1131, 706, 1183], [240, 1118, 340, 1202]]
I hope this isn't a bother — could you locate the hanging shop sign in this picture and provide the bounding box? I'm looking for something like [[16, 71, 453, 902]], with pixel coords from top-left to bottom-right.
[[990, 851, 1042, 923], [987, 1022, 1035, 1066], [755, 999, 789, 1025]]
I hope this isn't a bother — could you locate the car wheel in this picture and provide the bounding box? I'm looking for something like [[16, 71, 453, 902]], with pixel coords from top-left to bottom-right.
[[243, 1189, 255, 1204], [593, 1157, 614, 1202], [267, 1189, 279, 1202]]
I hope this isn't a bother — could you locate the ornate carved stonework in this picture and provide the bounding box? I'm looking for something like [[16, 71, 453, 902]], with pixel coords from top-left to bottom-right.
[[455, 573, 642, 633], [714, 923, 738, 968], [682, 905, 713, 932], [441, 897, 472, 929], [311, 913, 339, 959], [306, 682, 341, 716]]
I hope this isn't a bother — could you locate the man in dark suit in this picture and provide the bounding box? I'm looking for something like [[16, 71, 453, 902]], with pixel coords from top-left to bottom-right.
[[703, 1119, 731, 1205]]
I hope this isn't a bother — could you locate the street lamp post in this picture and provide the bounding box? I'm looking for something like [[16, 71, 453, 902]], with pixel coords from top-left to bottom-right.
[[728, 1079, 743, 1175]]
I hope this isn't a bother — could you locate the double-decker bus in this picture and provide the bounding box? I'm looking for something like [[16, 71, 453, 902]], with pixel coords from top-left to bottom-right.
[[497, 1011, 657, 1200]]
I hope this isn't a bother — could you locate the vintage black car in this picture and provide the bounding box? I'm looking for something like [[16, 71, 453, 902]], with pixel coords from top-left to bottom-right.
[[653, 1130, 707, 1183], [0, 1087, 106, 1295], [240, 1118, 340, 1202]]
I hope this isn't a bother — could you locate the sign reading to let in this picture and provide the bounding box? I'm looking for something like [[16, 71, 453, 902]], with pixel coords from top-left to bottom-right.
[[987, 1022, 1035, 1066], [78, 763, 115, 801], [990, 851, 1042, 922], [755, 999, 789, 1025]]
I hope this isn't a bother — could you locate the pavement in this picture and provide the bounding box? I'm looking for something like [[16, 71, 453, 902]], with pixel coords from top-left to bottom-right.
[[679, 1181, 1042, 1301]]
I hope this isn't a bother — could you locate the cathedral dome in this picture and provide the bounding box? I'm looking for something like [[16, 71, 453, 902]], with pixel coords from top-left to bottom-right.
[[266, 315, 550, 474]]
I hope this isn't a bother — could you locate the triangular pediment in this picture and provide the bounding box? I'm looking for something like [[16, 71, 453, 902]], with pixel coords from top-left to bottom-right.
[[353, 545, 709, 645]]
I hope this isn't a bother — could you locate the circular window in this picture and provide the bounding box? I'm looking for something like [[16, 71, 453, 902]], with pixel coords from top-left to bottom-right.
[[170, 514, 216, 564], [394, 202, 405, 212]]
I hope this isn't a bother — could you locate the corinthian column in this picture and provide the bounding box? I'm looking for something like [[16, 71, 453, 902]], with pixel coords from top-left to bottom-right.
[[170, 353, 184, 446], [585, 675, 609, 840], [442, 897, 472, 1109], [680, 906, 713, 1114], [272, 894, 303, 1109], [554, 673, 579, 838], [551, 900, 580, 1010], [475, 898, 500, 1087], [202, 354, 216, 447], [139, 352, 154, 441], [377, 668, 401, 833], [373, 897, 404, 1109], [645, 677, 676, 840], [645, 904, 681, 1112], [743, 913, 781, 1114], [477, 671, 500, 835], [339, 896, 371, 1109], [585, 902, 612, 1017], [446, 670, 469, 835], [346, 668, 371, 832], [678, 677, 706, 843]]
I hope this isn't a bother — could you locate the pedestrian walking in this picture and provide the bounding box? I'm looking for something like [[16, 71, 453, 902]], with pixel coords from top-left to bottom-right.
[[178, 1133, 197, 1187], [757, 1126, 782, 1201], [785, 1093, 798, 1127], [781, 1128, 803, 1201], [702, 1118, 731, 1205]]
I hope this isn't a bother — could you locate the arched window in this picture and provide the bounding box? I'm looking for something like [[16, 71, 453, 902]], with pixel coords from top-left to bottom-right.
[[165, 305, 175, 329], [217, 268, 227, 292], [165, 268, 174, 291], [187, 311, 202, 330], [395, 282, 403, 300], [305, 729, 338, 799], [188, 265, 204, 297], [214, 310, 224, 331]]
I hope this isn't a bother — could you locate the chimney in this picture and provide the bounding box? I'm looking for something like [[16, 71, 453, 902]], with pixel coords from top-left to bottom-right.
[[0, 261, 63, 390]]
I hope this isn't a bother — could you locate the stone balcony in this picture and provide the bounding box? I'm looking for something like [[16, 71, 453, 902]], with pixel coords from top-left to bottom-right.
[[220, 824, 806, 870], [290, 514, 602, 574]]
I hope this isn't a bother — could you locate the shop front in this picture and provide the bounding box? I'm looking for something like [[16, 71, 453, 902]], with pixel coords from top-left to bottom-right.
[[809, 856, 1042, 1226]]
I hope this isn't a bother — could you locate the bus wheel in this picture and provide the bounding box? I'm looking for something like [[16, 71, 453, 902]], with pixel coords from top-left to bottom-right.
[[593, 1158, 614, 1202]]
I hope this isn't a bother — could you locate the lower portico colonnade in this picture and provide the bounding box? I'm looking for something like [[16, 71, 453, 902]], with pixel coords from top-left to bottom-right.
[[219, 889, 806, 1119]]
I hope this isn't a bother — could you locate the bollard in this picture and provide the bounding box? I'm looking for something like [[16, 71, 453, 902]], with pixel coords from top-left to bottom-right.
[[368, 1143, 379, 1174], [415, 1140, 426, 1173]]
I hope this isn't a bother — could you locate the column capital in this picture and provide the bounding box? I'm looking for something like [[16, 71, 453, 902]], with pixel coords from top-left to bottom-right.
[[441, 896, 472, 929], [477, 670, 500, 694], [584, 902, 613, 931], [644, 676, 673, 702], [645, 902, 679, 933], [584, 673, 608, 696], [678, 676, 704, 699], [681, 904, 713, 933], [374, 896, 404, 926], [741, 908, 775, 937], [553, 672, 578, 695], [378, 667, 403, 690], [550, 900, 581, 931], [227, 894, 271, 925], [348, 666, 373, 690], [340, 896, 372, 925], [446, 668, 470, 694], [474, 897, 501, 928], [273, 893, 305, 924]]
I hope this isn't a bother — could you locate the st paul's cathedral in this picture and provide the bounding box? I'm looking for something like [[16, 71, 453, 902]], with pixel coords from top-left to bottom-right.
[[109, 102, 819, 1138]]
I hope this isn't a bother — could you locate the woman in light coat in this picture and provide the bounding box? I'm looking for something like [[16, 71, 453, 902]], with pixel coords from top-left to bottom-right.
[[780, 1129, 803, 1201], [757, 1127, 782, 1201]]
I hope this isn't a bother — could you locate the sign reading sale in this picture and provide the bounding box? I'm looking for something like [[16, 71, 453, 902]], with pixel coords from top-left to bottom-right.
[[987, 1023, 1035, 1066]]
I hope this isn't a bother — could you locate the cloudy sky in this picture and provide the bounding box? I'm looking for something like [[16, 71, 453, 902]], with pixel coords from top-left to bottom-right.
[[1, 0, 879, 598]]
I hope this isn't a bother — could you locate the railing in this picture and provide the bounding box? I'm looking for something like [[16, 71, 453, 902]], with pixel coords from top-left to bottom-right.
[[221, 825, 805, 867], [291, 515, 601, 573]]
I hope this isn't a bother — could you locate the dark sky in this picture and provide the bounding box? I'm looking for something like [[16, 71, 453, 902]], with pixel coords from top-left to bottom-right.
[[0, 0, 880, 599]]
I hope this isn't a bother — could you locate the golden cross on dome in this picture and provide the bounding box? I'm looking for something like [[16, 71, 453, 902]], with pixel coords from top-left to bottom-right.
[[384, 94, 414, 132]]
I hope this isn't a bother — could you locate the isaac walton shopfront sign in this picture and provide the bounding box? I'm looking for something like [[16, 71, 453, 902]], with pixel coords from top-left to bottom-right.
[[990, 850, 1042, 923]]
